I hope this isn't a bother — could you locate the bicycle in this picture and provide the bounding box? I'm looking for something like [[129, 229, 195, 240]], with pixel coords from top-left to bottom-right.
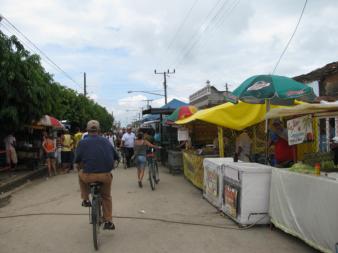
[[147, 147, 160, 190], [89, 182, 103, 251]]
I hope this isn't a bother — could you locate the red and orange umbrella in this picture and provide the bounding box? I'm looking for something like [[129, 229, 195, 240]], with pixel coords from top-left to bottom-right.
[[38, 115, 64, 129], [165, 106, 197, 124]]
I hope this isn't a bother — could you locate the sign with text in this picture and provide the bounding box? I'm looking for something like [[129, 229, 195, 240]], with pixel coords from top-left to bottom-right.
[[287, 115, 314, 146]]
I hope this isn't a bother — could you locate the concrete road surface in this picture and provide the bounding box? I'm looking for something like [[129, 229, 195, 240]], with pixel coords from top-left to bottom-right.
[[0, 165, 317, 253]]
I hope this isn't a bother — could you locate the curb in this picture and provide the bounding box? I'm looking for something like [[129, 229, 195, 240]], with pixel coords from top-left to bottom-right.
[[0, 166, 47, 194]]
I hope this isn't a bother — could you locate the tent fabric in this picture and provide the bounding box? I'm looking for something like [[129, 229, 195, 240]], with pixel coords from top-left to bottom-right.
[[265, 103, 338, 119], [175, 102, 280, 130], [142, 99, 188, 122]]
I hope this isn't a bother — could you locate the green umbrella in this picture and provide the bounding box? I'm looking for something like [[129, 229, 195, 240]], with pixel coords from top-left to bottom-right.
[[225, 74, 315, 104]]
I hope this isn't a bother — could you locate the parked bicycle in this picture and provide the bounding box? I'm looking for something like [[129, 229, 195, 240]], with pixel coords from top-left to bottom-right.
[[147, 147, 160, 190], [89, 182, 103, 250]]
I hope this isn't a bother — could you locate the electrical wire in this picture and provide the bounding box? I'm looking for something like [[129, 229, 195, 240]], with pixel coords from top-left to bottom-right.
[[171, 0, 225, 66], [271, 0, 308, 74], [0, 212, 268, 230], [175, 0, 233, 66], [0, 15, 82, 89], [0, 22, 74, 86], [166, 0, 200, 52]]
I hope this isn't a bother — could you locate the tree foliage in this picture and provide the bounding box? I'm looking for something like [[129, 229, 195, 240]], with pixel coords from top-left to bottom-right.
[[0, 31, 113, 134]]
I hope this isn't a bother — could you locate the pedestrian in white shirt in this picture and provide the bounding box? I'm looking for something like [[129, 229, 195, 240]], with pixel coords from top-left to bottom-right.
[[121, 127, 135, 168], [4, 133, 18, 168]]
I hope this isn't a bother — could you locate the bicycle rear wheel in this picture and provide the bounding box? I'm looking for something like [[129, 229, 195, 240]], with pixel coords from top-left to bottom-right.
[[149, 162, 155, 190], [92, 198, 100, 250], [154, 161, 159, 184]]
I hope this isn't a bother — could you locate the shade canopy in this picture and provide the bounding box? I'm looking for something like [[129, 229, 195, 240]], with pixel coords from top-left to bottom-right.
[[265, 103, 338, 119], [38, 115, 64, 129], [165, 106, 198, 124], [225, 74, 315, 104], [175, 102, 287, 130]]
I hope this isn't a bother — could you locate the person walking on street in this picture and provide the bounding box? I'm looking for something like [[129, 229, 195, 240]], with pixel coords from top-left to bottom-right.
[[121, 127, 135, 168], [4, 133, 17, 169], [75, 120, 118, 230], [42, 135, 56, 177], [73, 127, 83, 149], [134, 132, 159, 188], [61, 129, 73, 173]]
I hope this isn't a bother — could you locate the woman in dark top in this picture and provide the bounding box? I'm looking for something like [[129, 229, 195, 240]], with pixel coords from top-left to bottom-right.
[[134, 132, 158, 188]]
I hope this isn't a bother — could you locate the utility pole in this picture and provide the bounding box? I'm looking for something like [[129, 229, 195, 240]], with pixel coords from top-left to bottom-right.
[[154, 69, 175, 105], [142, 99, 153, 109], [84, 72, 87, 97]]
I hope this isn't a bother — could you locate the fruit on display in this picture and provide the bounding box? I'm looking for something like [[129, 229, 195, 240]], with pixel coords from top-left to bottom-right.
[[289, 162, 315, 174]]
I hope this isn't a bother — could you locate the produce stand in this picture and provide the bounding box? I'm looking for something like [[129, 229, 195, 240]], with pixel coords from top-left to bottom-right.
[[266, 103, 338, 252], [16, 125, 45, 168], [270, 168, 338, 253]]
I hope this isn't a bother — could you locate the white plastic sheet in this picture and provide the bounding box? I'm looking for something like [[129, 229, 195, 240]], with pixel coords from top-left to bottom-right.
[[269, 168, 338, 253]]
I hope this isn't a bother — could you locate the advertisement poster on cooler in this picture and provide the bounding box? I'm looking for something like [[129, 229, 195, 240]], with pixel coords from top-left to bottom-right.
[[206, 169, 218, 198], [224, 183, 239, 219]]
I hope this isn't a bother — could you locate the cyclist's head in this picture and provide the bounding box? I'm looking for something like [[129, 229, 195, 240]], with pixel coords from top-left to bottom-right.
[[87, 120, 100, 133], [137, 132, 143, 140]]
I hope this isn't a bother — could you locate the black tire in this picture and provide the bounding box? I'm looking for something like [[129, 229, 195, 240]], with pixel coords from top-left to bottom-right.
[[149, 162, 155, 190], [154, 161, 159, 184], [92, 198, 100, 251]]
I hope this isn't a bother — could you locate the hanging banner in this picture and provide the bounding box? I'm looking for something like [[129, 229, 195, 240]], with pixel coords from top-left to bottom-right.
[[287, 115, 314, 146], [178, 127, 189, 141]]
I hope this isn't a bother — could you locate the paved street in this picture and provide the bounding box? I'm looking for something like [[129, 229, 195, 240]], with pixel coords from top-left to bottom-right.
[[0, 165, 317, 253]]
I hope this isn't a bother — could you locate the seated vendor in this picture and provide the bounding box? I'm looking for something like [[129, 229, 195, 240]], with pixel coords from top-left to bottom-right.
[[270, 119, 295, 167], [235, 130, 252, 162]]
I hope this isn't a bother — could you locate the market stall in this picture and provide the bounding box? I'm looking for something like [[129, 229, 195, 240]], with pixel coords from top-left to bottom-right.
[[165, 106, 198, 174], [16, 115, 64, 168], [180, 121, 219, 189], [266, 103, 338, 253], [176, 101, 280, 190]]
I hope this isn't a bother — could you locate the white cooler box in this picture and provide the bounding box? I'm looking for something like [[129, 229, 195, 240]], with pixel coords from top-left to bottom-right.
[[221, 162, 273, 225], [203, 158, 240, 210]]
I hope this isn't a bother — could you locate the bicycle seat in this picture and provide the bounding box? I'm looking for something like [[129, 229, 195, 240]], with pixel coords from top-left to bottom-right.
[[89, 182, 103, 187]]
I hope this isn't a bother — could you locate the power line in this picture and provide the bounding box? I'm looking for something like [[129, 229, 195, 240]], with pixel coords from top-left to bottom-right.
[[174, 0, 231, 66], [182, 0, 240, 68], [0, 15, 82, 89], [0, 22, 66, 79], [272, 0, 308, 74], [170, 0, 225, 66], [166, 0, 200, 51]]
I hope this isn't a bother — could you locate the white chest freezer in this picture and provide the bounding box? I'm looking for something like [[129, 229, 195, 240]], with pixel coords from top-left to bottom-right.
[[203, 158, 240, 210], [221, 162, 273, 225]]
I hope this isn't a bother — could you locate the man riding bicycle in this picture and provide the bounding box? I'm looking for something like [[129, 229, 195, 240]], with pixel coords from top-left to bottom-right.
[[75, 120, 119, 230]]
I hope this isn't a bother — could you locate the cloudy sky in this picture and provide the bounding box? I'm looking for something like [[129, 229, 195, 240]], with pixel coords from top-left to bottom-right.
[[1, 0, 337, 125]]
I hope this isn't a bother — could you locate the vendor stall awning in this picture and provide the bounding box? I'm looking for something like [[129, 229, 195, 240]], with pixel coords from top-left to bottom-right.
[[265, 103, 338, 119], [175, 102, 293, 130]]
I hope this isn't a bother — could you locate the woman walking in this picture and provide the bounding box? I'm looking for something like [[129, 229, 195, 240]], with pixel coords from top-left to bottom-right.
[[134, 132, 159, 188], [43, 135, 57, 177]]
